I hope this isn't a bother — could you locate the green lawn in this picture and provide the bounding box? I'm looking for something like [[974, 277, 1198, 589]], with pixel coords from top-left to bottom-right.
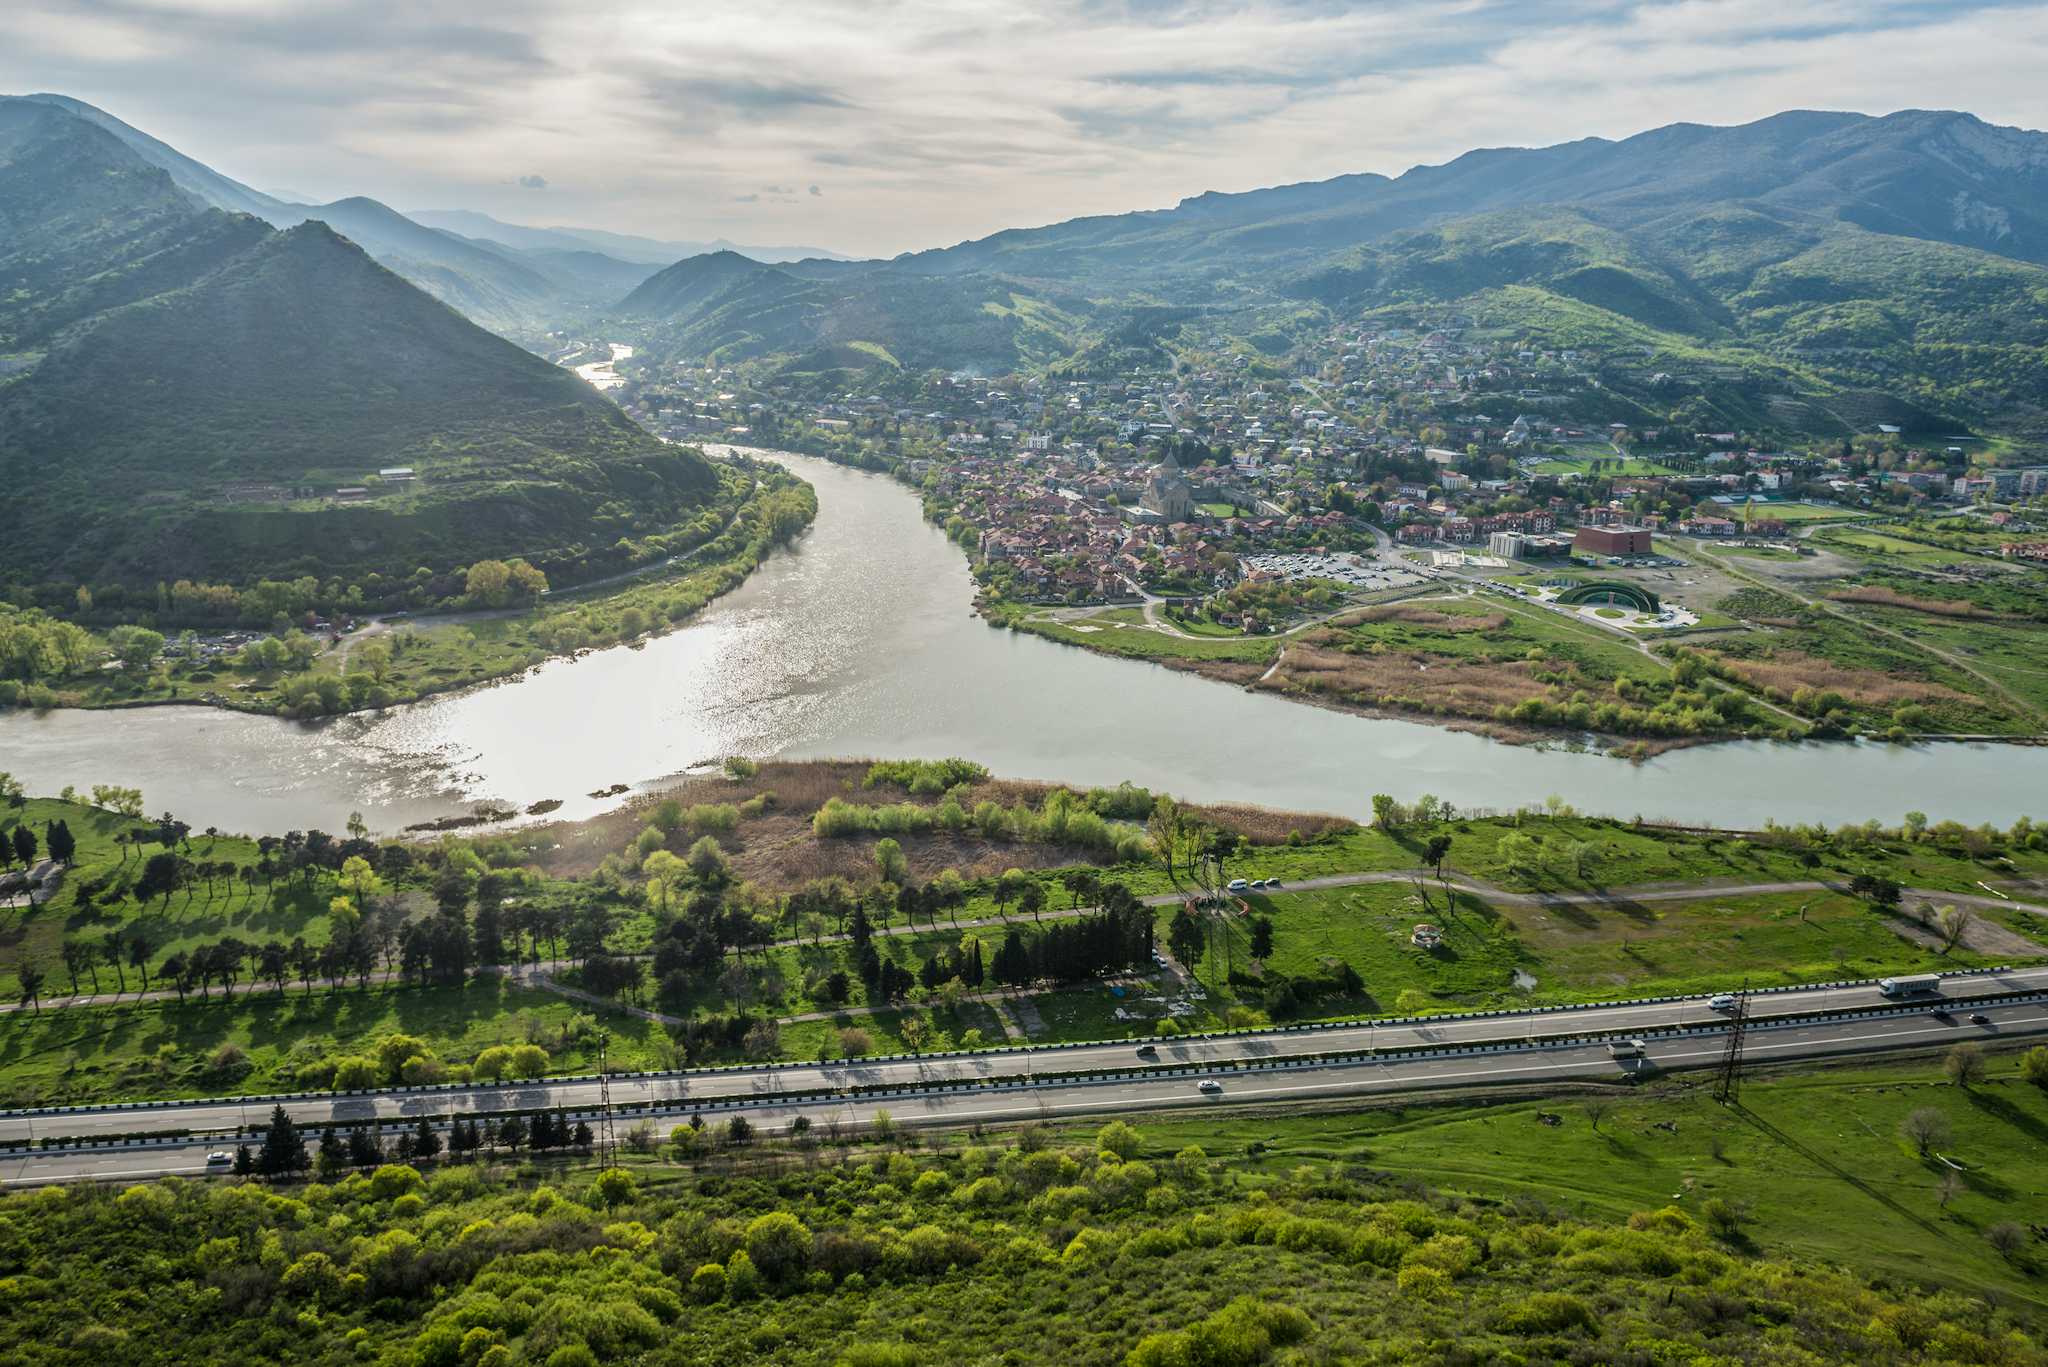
[[0, 799, 322, 1000], [0, 977, 675, 1107], [1128, 1053, 2048, 1311], [1199, 884, 2005, 1018]]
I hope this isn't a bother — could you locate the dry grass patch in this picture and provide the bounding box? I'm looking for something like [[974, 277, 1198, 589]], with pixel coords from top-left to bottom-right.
[[1706, 650, 1970, 707], [1271, 641, 1550, 715], [1827, 585, 2000, 619]]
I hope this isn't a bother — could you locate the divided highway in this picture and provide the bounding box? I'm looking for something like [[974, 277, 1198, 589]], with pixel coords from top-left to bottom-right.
[[6, 968, 2047, 1186]]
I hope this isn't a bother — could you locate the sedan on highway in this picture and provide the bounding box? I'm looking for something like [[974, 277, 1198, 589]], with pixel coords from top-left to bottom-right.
[[1198, 1079, 1223, 1094]]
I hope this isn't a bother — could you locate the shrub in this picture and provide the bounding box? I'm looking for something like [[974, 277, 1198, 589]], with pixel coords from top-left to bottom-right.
[[1494, 1293, 1596, 1335], [689, 1263, 728, 1303]]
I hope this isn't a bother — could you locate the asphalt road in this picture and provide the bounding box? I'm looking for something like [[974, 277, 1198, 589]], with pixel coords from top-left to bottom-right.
[[6, 968, 2045, 1183], [10, 991, 2046, 1188]]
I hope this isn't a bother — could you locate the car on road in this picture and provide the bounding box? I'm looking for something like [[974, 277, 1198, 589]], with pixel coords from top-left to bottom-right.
[[204, 1152, 234, 1170], [1198, 1079, 1223, 1094], [1226, 879, 1249, 893], [1930, 1009, 1955, 1023], [1135, 1044, 1158, 1057], [1608, 1039, 1647, 1058], [1707, 994, 1738, 1011], [1970, 1013, 1991, 1026]]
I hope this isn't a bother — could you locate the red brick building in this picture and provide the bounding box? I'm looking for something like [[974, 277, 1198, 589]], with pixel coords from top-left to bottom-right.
[[1573, 525, 1652, 557]]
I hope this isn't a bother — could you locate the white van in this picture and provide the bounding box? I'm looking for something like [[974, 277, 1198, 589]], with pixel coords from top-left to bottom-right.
[[1707, 994, 1737, 1011], [1608, 1039, 1646, 1058]]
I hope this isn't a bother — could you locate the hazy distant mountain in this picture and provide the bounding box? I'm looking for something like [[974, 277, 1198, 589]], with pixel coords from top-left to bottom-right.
[[16, 95, 659, 333], [616, 109, 2048, 432], [0, 96, 718, 591], [409, 208, 852, 266]]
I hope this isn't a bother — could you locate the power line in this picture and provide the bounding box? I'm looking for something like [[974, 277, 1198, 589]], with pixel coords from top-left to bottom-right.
[[1713, 982, 1750, 1106]]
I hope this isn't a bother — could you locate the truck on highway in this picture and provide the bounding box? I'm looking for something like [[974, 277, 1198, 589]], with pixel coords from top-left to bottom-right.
[[1880, 974, 1942, 999]]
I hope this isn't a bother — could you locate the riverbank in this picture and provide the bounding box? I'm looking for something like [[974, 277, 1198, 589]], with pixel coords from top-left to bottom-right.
[[0, 461, 816, 723], [8, 451, 2048, 836]]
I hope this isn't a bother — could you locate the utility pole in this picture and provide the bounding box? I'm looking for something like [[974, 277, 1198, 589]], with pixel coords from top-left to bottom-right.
[[1713, 982, 1750, 1106], [595, 1030, 618, 1170]]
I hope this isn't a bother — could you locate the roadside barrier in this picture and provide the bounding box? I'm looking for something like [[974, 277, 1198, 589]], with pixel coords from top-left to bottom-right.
[[9, 986, 2044, 1161], [1, 964, 2023, 1123]]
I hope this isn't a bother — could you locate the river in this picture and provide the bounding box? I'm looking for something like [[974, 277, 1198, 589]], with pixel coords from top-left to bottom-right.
[[2, 452, 2043, 835]]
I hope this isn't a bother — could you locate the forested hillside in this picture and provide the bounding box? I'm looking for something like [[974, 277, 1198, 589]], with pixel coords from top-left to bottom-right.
[[0, 97, 722, 597], [1, 1117, 2039, 1367], [616, 109, 2048, 436]]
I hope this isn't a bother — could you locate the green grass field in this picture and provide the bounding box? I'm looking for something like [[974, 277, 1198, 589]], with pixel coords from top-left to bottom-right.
[[1130, 1052, 2048, 1310], [1194, 884, 2003, 1019]]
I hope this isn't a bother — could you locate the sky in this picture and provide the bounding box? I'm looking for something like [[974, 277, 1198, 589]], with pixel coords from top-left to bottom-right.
[[5, 0, 2047, 259]]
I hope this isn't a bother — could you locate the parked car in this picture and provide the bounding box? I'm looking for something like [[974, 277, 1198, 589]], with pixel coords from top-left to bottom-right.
[[1226, 879, 1249, 893]]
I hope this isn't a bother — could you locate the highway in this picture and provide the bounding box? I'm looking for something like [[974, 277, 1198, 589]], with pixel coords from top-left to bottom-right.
[[5, 969, 2046, 1186], [9, 992, 2046, 1188]]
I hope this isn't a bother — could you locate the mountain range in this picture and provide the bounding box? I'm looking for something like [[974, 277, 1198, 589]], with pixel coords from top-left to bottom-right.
[[16, 95, 844, 335], [0, 96, 718, 595], [612, 109, 2048, 437]]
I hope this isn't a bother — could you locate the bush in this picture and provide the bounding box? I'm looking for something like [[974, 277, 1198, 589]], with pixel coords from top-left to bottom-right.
[[1493, 1293, 1596, 1334], [689, 1263, 728, 1303]]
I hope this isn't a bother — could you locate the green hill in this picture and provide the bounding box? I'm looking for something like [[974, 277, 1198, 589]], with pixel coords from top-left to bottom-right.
[[0, 98, 719, 597]]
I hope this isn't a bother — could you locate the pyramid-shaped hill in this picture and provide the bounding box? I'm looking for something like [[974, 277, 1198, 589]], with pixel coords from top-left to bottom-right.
[[0, 107, 720, 591]]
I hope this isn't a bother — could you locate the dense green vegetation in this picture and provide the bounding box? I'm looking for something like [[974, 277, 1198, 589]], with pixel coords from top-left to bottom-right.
[[0, 464, 815, 716], [6, 1063, 2047, 1366]]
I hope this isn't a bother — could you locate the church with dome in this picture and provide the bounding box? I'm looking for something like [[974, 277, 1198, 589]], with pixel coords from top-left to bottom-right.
[[1139, 450, 1195, 522]]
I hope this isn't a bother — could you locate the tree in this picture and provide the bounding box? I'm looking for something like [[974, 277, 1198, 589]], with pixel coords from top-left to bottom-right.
[[1019, 880, 1047, 922], [1249, 916, 1274, 960], [687, 835, 729, 885], [1900, 1106, 1950, 1157], [17, 960, 45, 1013], [1946, 1044, 1987, 1088], [1422, 834, 1453, 878], [1371, 794, 1399, 829], [900, 1015, 931, 1054], [1986, 1222, 2029, 1264], [873, 838, 908, 886], [592, 1167, 637, 1210], [2020, 1045, 2048, 1090], [411, 1117, 442, 1160], [44, 820, 75, 866], [12, 824, 36, 869], [743, 1211, 811, 1283], [108, 625, 165, 673], [1938, 1169, 1965, 1209], [1934, 904, 1974, 954], [258, 1104, 308, 1176]]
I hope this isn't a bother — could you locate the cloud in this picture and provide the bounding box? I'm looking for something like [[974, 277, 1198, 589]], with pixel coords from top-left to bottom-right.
[[517, 173, 547, 189], [2, 0, 2043, 256]]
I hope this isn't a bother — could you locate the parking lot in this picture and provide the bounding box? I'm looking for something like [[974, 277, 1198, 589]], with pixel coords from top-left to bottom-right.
[[1242, 552, 1425, 591]]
